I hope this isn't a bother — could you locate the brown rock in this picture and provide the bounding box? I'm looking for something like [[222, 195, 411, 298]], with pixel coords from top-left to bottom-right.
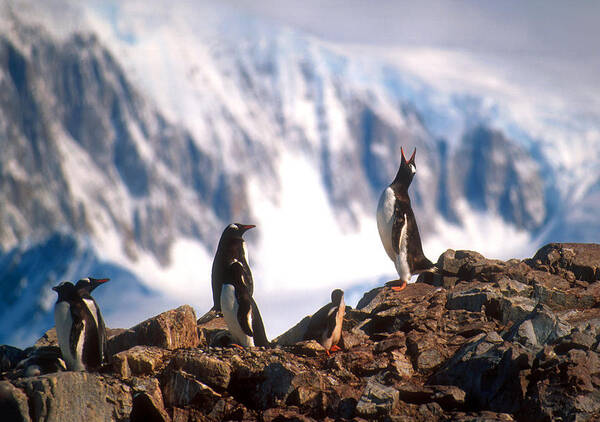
[[355, 378, 399, 418], [170, 349, 232, 391], [0, 381, 31, 422], [531, 243, 600, 282], [161, 370, 221, 409], [14, 372, 132, 422], [112, 346, 170, 378], [130, 391, 171, 422], [108, 305, 199, 354], [33, 328, 58, 348], [291, 340, 326, 357]]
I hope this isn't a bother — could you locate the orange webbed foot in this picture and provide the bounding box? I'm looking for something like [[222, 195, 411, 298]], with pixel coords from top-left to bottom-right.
[[385, 280, 407, 291]]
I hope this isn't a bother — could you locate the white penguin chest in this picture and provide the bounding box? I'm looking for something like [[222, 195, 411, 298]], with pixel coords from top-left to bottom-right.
[[376, 187, 398, 261], [376, 187, 411, 281], [220, 284, 254, 347], [323, 298, 345, 349], [54, 302, 86, 371]]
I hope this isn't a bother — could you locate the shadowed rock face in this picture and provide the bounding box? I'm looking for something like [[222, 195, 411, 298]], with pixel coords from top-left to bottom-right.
[[2, 243, 600, 421]]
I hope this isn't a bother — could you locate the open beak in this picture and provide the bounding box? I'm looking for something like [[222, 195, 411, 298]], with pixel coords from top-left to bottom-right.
[[89, 278, 110, 290]]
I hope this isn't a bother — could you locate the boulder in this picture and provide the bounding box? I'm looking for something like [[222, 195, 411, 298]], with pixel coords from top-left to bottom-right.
[[355, 377, 399, 418], [170, 349, 232, 391], [0, 381, 31, 422], [112, 346, 170, 378], [13, 372, 132, 421], [108, 305, 199, 354]]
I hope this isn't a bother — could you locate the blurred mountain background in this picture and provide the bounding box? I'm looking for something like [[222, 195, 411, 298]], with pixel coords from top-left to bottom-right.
[[1, 0, 598, 347]]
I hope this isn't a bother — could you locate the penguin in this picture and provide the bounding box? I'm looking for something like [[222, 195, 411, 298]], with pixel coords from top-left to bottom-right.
[[376, 147, 434, 291], [220, 259, 269, 347], [52, 279, 108, 371], [75, 277, 109, 366], [16, 347, 67, 377], [303, 289, 345, 355], [211, 223, 255, 313]]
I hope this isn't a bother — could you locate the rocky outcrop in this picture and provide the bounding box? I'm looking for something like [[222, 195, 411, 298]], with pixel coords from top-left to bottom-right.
[[1, 243, 600, 421]]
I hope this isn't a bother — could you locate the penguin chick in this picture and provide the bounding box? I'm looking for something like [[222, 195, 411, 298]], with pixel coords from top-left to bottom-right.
[[212, 224, 256, 313], [376, 147, 434, 291], [220, 260, 269, 347], [53, 279, 108, 371], [303, 289, 346, 355]]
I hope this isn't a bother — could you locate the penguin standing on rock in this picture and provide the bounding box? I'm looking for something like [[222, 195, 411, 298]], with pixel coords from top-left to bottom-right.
[[53, 278, 109, 371], [303, 289, 345, 355], [212, 224, 255, 314], [220, 259, 269, 347], [376, 147, 434, 291]]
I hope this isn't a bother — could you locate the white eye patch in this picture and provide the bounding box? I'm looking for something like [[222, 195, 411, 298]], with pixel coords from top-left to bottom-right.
[[409, 164, 416, 174]]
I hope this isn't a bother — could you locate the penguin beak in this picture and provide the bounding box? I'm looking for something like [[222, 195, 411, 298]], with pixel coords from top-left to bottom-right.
[[52, 286, 59, 292], [89, 278, 110, 290], [239, 224, 256, 231]]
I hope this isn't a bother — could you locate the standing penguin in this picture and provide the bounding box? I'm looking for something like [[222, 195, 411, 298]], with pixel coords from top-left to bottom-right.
[[75, 277, 109, 365], [53, 278, 109, 371], [376, 147, 434, 291], [220, 259, 269, 347], [211, 223, 255, 313], [303, 289, 345, 355]]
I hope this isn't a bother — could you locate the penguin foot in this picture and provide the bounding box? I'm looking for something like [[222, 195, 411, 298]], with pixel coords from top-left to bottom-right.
[[385, 280, 407, 291], [326, 344, 342, 356]]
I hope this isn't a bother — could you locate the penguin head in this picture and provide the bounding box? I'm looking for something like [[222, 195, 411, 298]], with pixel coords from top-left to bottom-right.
[[391, 147, 417, 190], [75, 277, 109, 294], [52, 281, 77, 301], [331, 289, 344, 306], [223, 223, 256, 240]]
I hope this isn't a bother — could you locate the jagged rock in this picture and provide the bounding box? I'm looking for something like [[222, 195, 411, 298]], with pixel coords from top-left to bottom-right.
[[530, 243, 600, 282], [170, 349, 232, 391], [130, 391, 171, 422], [108, 305, 199, 354], [13, 372, 132, 421], [391, 350, 414, 378], [505, 304, 571, 350], [291, 340, 325, 357], [431, 334, 532, 414], [394, 382, 465, 410], [33, 328, 58, 348], [3, 244, 600, 421], [355, 377, 399, 418], [161, 369, 221, 409], [262, 407, 317, 422], [112, 346, 170, 378], [0, 381, 31, 422]]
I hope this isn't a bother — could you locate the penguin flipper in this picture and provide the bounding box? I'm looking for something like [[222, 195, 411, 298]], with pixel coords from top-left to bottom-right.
[[69, 316, 84, 360], [250, 298, 270, 347], [236, 296, 254, 337]]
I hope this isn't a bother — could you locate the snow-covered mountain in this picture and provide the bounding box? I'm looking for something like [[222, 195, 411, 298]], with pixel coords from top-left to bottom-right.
[[1, 0, 598, 346]]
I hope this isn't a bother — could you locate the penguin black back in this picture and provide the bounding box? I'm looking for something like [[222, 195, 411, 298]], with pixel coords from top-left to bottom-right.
[[303, 289, 345, 352], [211, 223, 255, 312]]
